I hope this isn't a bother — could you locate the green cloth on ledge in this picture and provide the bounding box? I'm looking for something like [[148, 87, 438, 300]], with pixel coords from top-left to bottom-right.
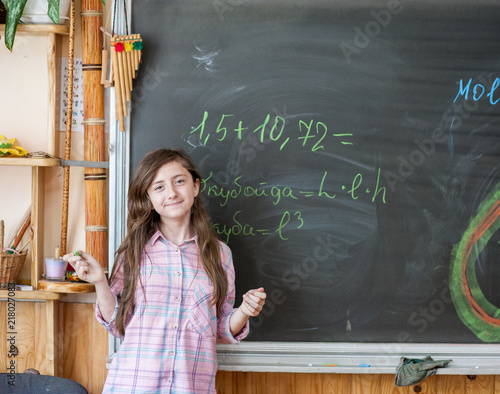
[[395, 356, 452, 386]]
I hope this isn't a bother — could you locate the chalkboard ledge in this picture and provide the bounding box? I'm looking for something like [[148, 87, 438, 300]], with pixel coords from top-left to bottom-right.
[[217, 342, 500, 375]]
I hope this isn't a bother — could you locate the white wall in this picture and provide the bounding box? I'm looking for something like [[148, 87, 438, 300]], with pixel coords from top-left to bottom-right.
[[0, 0, 107, 283]]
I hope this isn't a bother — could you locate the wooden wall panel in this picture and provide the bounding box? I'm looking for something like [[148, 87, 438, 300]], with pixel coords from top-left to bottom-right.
[[379, 374, 407, 394], [323, 373, 352, 393], [295, 373, 313, 394], [352, 374, 382, 393], [418, 375, 438, 394], [466, 375, 495, 394], [437, 375, 467, 394], [215, 372, 500, 394]]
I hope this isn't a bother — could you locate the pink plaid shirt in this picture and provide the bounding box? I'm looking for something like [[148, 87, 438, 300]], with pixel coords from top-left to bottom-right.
[[96, 231, 249, 393]]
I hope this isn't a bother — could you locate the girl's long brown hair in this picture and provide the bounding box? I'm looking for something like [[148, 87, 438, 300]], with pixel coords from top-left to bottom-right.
[[109, 148, 228, 337]]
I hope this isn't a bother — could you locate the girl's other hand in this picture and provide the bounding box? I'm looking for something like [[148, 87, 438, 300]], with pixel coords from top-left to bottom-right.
[[63, 250, 107, 285], [240, 287, 266, 317]]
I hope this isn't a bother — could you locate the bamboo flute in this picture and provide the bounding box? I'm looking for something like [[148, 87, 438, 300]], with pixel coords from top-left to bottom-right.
[[133, 36, 140, 76], [82, 0, 107, 270], [110, 40, 125, 131], [115, 41, 128, 116], [125, 41, 133, 101], [122, 44, 131, 102], [60, 0, 76, 256], [101, 49, 108, 84]]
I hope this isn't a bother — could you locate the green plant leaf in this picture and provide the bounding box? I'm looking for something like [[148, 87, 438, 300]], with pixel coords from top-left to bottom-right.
[[47, 0, 60, 24], [2, 0, 29, 51]]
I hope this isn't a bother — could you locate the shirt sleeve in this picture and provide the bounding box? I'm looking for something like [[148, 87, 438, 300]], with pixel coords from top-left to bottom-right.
[[95, 257, 127, 338], [216, 244, 250, 344]]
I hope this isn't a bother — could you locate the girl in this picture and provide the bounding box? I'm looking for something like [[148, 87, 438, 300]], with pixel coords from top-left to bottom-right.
[[64, 148, 266, 393]]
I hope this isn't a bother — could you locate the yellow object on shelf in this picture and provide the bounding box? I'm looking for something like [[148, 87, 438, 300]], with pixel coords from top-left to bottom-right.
[[0, 135, 28, 157]]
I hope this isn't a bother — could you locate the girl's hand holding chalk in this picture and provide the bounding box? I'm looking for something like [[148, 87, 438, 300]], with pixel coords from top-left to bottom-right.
[[239, 287, 267, 317], [63, 250, 107, 285]]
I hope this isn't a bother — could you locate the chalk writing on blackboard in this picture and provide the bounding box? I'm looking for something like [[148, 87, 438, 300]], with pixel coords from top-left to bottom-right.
[[190, 111, 354, 150], [202, 169, 387, 208], [213, 209, 305, 243], [450, 184, 500, 342], [454, 77, 500, 104]]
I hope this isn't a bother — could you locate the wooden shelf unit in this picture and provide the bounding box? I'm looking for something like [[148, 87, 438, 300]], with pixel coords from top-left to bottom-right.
[[0, 159, 59, 291], [0, 25, 93, 294], [0, 157, 60, 166]]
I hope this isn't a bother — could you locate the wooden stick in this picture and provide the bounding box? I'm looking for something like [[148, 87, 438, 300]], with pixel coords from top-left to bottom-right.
[[12, 214, 31, 250], [60, 0, 76, 256], [18, 239, 31, 253], [6, 206, 31, 248]]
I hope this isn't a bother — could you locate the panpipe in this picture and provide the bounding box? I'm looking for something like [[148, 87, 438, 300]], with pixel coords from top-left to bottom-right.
[[109, 34, 143, 131]]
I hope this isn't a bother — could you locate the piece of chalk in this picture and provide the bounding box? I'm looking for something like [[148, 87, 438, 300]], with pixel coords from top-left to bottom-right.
[[358, 364, 371, 367], [73, 251, 79, 256]]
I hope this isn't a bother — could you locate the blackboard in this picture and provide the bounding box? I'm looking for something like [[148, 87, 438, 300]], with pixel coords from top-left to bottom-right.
[[130, 0, 500, 344]]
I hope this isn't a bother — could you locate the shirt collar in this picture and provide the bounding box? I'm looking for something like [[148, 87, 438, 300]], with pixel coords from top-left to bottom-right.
[[150, 229, 198, 247]]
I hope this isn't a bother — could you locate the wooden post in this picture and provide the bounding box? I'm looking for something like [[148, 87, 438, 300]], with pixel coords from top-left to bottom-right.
[[81, 0, 107, 270], [60, 0, 76, 257]]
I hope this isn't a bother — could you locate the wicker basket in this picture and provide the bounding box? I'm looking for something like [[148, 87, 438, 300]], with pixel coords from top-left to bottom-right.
[[0, 220, 28, 289]]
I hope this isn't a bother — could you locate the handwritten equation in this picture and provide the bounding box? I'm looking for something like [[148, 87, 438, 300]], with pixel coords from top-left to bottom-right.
[[207, 169, 387, 242], [213, 209, 304, 243], [202, 169, 386, 207], [190, 111, 354, 152]]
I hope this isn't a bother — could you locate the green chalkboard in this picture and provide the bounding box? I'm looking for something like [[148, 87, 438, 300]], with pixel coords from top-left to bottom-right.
[[130, 0, 500, 343]]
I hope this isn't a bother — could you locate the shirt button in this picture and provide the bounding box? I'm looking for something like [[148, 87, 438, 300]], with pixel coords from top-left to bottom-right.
[[166, 379, 172, 384], [176, 271, 181, 276], [169, 350, 175, 356], [175, 296, 181, 302], [172, 325, 177, 330], [175, 248, 179, 252]]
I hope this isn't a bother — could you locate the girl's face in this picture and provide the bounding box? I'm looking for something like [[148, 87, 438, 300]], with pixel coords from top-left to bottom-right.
[[147, 160, 200, 224]]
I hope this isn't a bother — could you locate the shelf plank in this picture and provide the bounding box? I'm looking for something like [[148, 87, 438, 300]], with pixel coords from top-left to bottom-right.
[[0, 157, 60, 167], [0, 289, 60, 300], [0, 24, 69, 35], [38, 279, 96, 294]]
